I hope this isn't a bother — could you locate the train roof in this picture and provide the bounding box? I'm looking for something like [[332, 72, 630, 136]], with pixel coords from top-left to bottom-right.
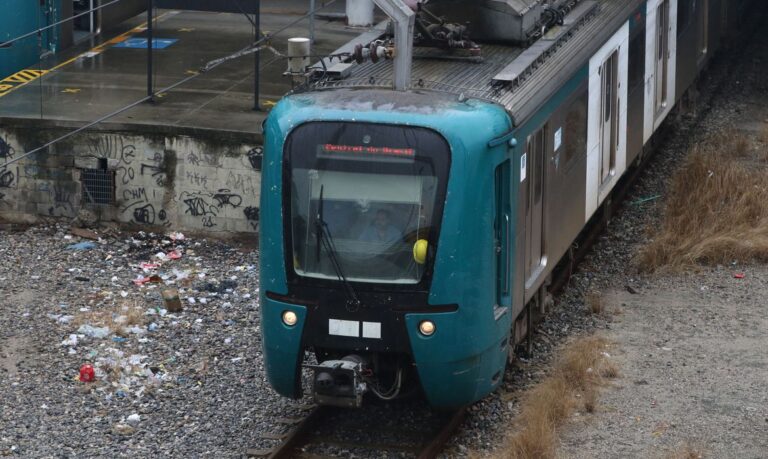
[[305, 0, 641, 126]]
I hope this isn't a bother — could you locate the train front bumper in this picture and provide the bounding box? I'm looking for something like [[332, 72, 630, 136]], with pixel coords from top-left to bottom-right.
[[262, 297, 307, 399], [405, 312, 508, 409]]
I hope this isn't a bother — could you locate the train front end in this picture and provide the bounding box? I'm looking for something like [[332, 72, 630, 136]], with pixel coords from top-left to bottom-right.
[[260, 90, 513, 409]]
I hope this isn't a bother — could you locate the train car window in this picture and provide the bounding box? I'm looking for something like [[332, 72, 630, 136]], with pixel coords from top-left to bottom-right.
[[677, 0, 693, 36], [563, 91, 588, 166], [628, 30, 646, 91]]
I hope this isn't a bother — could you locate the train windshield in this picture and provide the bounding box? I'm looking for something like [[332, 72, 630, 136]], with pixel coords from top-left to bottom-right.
[[285, 122, 450, 285]]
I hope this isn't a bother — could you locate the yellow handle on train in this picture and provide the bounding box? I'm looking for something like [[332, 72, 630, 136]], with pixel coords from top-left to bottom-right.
[[413, 239, 428, 265]]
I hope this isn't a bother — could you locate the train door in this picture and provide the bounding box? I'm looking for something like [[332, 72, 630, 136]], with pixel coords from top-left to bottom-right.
[[495, 161, 512, 313], [524, 125, 546, 283], [585, 22, 629, 221], [644, 0, 678, 142], [599, 51, 619, 184]]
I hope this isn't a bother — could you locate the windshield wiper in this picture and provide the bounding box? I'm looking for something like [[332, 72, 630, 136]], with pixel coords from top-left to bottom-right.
[[315, 186, 362, 310]]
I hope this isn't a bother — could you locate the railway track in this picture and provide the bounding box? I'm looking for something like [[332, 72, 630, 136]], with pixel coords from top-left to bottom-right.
[[247, 403, 467, 458]]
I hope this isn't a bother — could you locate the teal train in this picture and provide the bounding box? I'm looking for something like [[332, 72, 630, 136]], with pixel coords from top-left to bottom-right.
[[260, 0, 753, 408]]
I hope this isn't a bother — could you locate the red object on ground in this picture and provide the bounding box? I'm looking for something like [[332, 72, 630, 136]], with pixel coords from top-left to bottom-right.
[[734, 273, 746, 279], [79, 364, 96, 382], [140, 262, 160, 270], [167, 250, 182, 260]]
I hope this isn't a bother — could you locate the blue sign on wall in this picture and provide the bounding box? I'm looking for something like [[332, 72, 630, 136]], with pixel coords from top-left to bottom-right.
[[114, 38, 178, 49]]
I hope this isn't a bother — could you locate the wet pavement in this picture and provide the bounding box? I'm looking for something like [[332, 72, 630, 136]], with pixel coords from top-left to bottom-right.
[[0, 1, 365, 134]]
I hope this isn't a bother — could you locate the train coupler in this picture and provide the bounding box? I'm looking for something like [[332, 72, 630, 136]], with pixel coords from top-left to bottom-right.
[[309, 355, 368, 408]]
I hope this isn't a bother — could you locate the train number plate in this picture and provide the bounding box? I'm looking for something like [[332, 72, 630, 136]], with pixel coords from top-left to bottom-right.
[[328, 319, 382, 339]]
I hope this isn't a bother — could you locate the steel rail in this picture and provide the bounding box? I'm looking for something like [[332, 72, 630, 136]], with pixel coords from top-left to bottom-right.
[[249, 405, 467, 459]]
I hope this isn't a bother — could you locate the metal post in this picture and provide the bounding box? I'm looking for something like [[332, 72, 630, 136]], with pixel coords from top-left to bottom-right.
[[253, 0, 261, 111], [147, 0, 154, 101], [309, 0, 316, 50]]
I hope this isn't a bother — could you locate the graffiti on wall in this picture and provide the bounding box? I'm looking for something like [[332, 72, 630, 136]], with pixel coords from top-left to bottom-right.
[[88, 135, 137, 185], [0, 135, 15, 160], [243, 206, 259, 231], [120, 186, 170, 227], [0, 129, 263, 233]]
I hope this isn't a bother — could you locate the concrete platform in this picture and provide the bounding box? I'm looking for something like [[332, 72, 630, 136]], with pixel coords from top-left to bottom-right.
[[0, 1, 366, 136]]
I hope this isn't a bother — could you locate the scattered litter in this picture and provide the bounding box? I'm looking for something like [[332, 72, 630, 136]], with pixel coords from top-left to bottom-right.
[[126, 326, 147, 335], [632, 195, 662, 206], [79, 364, 96, 382], [112, 337, 128, 343], [734, 273, 746, 279], [61, 334, 79, 347], [66, 241, 98, 251], [172, 268, 192, 281], [140, 262, 160, 271], [126, 413, 141, 427], [77, 324, 111, 339], [169, 232, 185, 241], [133, 274, 162, 286], [168, 250, 183, 260], [70, 228, 99, 240], [58, 315, 74, 324], [162, 289, 183, 312]]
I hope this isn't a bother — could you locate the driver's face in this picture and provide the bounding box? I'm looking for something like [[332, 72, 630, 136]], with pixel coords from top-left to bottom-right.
[[375, 212, 389, 228]]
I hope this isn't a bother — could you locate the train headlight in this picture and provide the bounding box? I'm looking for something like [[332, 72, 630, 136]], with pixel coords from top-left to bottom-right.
[[418, 320, 436, 337], [282, 311, 298, 327]]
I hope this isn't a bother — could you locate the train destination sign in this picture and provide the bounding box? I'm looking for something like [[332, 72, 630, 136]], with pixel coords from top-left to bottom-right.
[[318, 144, 416, 160]]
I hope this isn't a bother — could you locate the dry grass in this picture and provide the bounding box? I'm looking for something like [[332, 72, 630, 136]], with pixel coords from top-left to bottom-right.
[[493, 337, 618, 459], [759, 122, 768, 144], [636, 132, 768, 272], [584, 291, 604, 315]]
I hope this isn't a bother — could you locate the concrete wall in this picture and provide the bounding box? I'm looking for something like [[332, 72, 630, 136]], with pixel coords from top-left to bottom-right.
[[0, 123, 263, 236]]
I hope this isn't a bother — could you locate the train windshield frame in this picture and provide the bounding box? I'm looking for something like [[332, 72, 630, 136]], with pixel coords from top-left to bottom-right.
[[284, 121, 451, 287]]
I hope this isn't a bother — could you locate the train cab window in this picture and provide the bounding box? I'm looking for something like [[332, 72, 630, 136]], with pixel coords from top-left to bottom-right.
[[284, 122, 450, 285]]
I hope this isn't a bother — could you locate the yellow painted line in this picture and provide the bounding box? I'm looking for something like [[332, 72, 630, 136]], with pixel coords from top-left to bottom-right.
[[178, 28, 195, 32], [61, 88, 81, 94], [0, 11, 174, 99], [263, 100, 277, 108], [0, 69, 49, 97]]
